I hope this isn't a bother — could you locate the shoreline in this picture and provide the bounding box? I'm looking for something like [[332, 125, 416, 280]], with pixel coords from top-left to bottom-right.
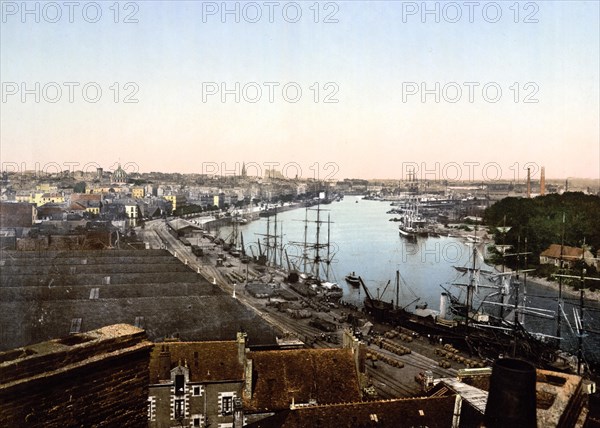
[[493, 264, 600, 302], [527, 275, 600, 302]]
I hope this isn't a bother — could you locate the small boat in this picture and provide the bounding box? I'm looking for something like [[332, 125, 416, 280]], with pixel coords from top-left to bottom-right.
[[345, 272, 360, 287]]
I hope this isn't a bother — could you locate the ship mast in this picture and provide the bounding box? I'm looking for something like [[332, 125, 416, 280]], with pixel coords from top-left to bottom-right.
[[512, 234, 521, 357], [553, 239, 600, 375], [303, 207, 308, 274], [273, 211, 278, 266], [314, 198, 321, 279], [465, 227, 477, 335], [556, 212, 565, 344], [325, 214, 331, 281]]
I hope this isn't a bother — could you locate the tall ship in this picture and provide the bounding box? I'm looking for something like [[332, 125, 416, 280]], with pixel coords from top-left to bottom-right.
[[359, 239, 583, 372], [255, 194, 343, 300]]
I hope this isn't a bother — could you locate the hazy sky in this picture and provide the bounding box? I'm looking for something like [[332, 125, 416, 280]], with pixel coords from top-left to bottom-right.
[[1, 1, 599, 182]]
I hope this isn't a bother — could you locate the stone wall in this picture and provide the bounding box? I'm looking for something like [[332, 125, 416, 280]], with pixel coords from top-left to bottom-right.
[[0, 324, 152, 427]]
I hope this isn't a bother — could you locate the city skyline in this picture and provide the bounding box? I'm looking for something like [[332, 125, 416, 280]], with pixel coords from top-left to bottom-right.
[[1, 1, 599, 181]]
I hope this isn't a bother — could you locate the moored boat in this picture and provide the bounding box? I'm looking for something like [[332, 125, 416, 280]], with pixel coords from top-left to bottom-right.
[[345, 272, 360, 287]]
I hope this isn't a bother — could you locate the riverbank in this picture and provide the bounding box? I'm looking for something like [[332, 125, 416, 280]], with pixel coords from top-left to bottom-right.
[[493, 264, 600, 301], [529, 275, 600, 301]]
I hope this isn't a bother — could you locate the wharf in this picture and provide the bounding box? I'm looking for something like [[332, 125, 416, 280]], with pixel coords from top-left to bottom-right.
[[138, 218, 483, 398]]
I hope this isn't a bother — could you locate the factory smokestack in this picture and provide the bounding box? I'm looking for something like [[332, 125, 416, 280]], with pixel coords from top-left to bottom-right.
[[526, 168, 531, 198], [540, 167, 545, 196]]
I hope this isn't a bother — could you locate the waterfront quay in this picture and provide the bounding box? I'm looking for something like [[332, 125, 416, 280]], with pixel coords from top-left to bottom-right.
[[138, 217, 484, 398]]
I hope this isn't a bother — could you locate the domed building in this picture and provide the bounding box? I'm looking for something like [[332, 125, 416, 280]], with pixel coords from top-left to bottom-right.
[[111, 164, 128, 184]]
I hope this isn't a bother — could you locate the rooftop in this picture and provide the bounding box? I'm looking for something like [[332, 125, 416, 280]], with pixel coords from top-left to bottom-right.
[[0, 249, 277, 351], [245, 395, 457, 428], [148, 341, 244, 384], [245, 348, 361, 412]]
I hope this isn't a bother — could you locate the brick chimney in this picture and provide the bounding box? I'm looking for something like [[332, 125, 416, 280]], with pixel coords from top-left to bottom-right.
[[236, 332, 247, 365], [158, 345, 171, 381]]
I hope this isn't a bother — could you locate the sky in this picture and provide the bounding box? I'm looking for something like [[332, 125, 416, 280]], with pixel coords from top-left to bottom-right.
[[1, 0, 599, 182]]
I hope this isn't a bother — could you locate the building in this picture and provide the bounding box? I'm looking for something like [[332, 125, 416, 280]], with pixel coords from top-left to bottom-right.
[[0, 324, 153, 428], [32, 192, 65, 206], [121, 199, 139, 219], [244, 395, 458, 428], [0, 249, 277, 352], [111, 164, 128, 184], [132, 187, 145, 199], [243, 348, 362, 423], [165, 194, 187, 212], [148, 335, 247, 428], [147, 335, 363, 428], [71, 193, 103, 215], [167, 218, 203, 237], [540, 244, 595, 268], [0, 202, 37, 227], [427, 365, 593, 428]]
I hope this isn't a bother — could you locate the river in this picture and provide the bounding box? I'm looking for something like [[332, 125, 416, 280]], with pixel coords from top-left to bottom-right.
[[220, 195, 600, 363]]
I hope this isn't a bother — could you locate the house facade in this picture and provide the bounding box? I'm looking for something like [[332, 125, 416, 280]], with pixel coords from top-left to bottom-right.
[[148, 335, 248, 428], [540, 244, 595, 268], [148, 333, 363, 428]]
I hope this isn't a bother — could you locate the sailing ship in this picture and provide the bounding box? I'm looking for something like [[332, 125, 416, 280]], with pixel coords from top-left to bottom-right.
[[359, 232, 582, 371], [397, 196, 428, 238], [256, 195, 343, 300]]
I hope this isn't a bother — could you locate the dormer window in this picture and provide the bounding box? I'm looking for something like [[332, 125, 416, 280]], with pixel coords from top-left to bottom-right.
[[175, 374, 185, 396]]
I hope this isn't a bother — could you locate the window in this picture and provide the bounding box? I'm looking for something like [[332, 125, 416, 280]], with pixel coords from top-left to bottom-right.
[[221, 396, 233, 416], [134, 316, 145, 329], [89, 288, 99, 299], [192, 415, 204, 427], [192, 386, 203, 396], [175, 374, 185, 396], [147, 396, 156, 421], [174, 399, 184, 420], [69, 318, 82, 334]]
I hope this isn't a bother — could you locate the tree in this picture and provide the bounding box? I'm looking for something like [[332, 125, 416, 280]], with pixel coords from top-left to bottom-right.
[[485, 193, 600, 269], [73, 181, 86, 193]]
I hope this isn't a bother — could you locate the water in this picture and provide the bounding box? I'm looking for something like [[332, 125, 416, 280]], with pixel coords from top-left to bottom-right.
[[221, 196, 600, 363]]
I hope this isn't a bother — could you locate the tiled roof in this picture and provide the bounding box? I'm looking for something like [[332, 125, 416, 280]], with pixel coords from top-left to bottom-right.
[[244, 395, 457, 428], [148, 341, 243, 384], [540, 244, 588, 260], [71, 194, 102, 202], [245, 348, 361, 412], [68, 202, 87, 211]]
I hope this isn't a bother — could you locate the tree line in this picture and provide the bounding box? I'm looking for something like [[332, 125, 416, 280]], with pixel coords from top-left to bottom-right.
[[484, 192, 600, 272]]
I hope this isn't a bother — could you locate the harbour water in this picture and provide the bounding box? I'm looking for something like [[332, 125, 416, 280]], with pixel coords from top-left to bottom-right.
[[221, 195, 600, 363]]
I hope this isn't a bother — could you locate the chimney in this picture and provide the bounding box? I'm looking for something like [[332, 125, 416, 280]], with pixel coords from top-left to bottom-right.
[[244, 358, 253, 399], [526, 168, 531, 198], [158, 345, 171, 381], [237, 332, 247, 365], [233, 397, 244, 428], [540, 167, 545, 196], [484, 358, 536, 427]]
